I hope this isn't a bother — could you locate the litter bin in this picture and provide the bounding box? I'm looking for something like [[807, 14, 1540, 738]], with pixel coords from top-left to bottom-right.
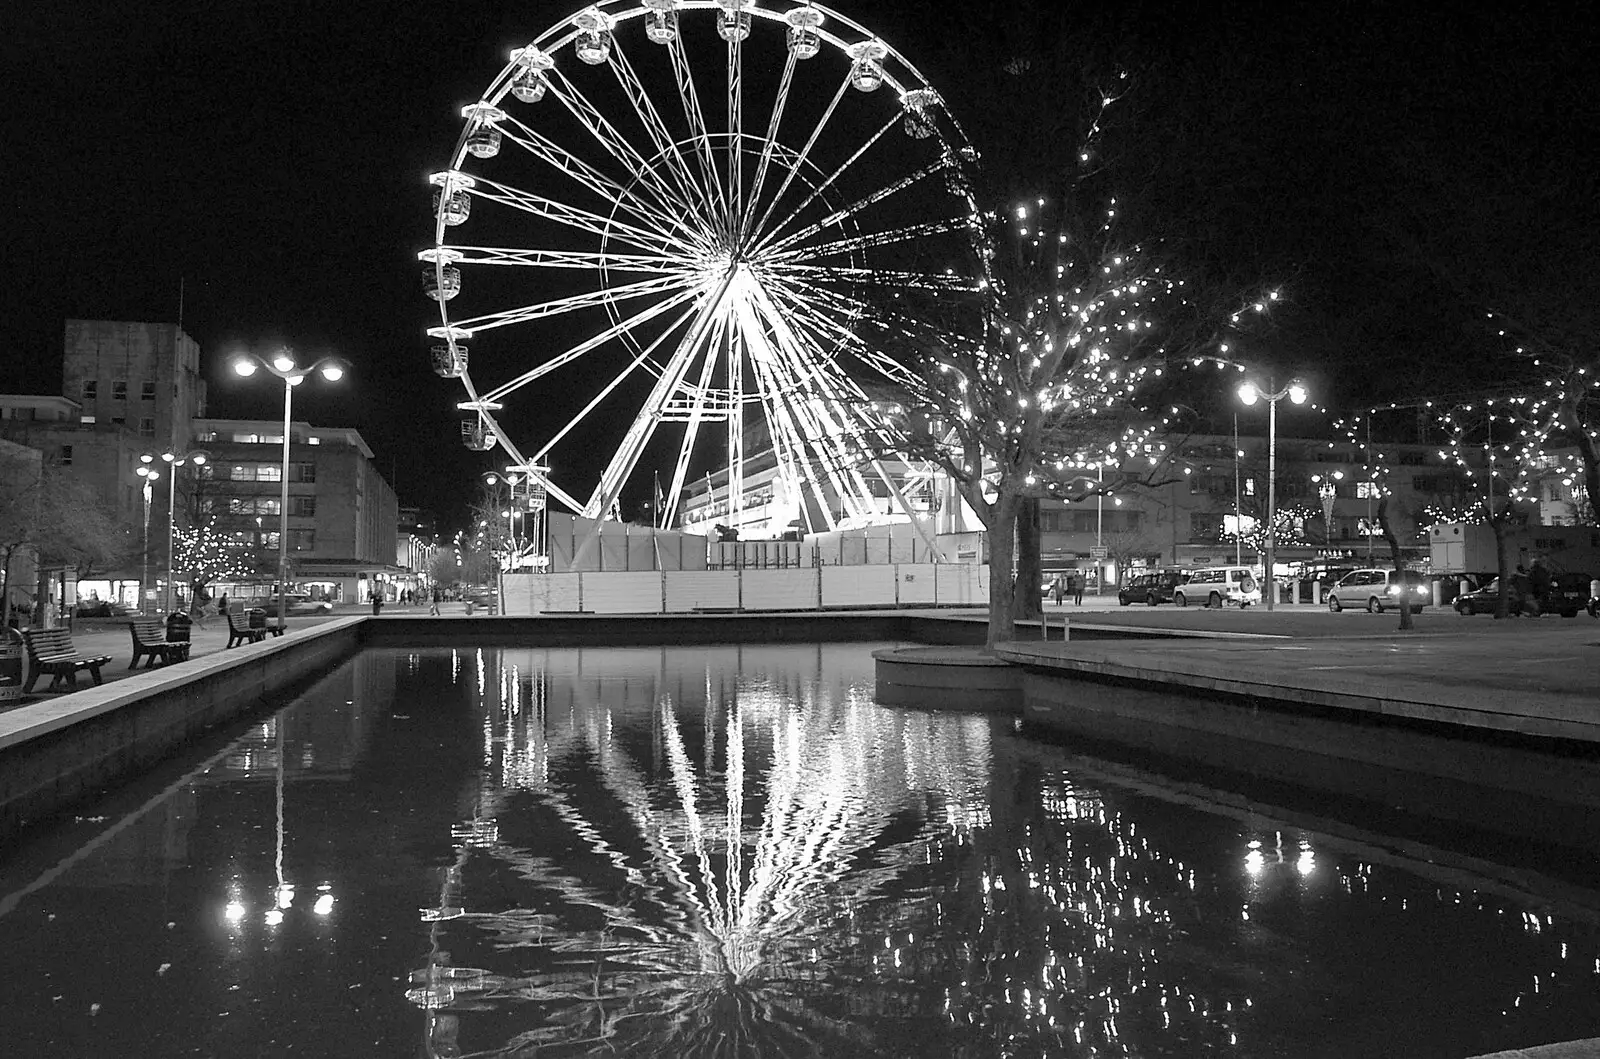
[[165, 612, 193, 662], [0, 629, 22, 707]]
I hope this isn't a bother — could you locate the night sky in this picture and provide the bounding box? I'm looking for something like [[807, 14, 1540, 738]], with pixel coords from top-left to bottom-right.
[[6, 1, 1595, 530]]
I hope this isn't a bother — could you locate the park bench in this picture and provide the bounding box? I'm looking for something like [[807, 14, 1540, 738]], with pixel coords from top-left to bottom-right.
[[127, 618, 176, 669], [247, 608, 287, 637], [21, 627, 112, 692], [225, 609, 267, 648]]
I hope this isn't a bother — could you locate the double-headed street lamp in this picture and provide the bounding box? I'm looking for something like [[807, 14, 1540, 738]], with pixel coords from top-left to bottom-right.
[[233, 349, 347, 631], [143, 450, 210, 614], [1238, 379, 1308, 612], [133, 463, 161, 614]]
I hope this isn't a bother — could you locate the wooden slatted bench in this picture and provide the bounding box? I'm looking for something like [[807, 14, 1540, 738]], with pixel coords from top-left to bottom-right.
[[247, 609, 287, 637], [225, 609, 267, 648], [22, 628, 112, 692], [127, 618, 175, 669]]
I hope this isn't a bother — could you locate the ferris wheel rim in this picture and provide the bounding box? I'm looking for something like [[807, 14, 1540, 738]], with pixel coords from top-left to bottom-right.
[[426, 0, 977, 534]]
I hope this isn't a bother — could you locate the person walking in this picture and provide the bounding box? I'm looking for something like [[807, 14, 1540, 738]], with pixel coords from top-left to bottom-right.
[[429, 586, 442, 616], [1070, 572, 1084, 606], [1051, 574, 1065, 607], [370, 589, 384, 616], [216, 592, 229, 616]]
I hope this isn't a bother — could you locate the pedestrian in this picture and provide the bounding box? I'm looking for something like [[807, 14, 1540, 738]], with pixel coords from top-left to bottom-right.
[[1071, 572, 1084, 606], [216, 592, 229, 616], [1529, 558, 1552, 601], [370, 589, 384, 616], [1051, 575, 1065, 606], [429, 586, 442, 616]]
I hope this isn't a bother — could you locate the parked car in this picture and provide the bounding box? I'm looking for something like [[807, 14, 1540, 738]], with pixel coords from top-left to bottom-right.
[[1454, 573, 1590, 617], [1173, 566, 1260, 608], [1326, 569, 1430, 614], [257, 593, 334, 614], [1118, 571, 1190, 606]]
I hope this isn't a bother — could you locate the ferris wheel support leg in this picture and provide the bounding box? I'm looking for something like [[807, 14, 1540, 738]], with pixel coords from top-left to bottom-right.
[[871, 459, 946, 561], [574, 273, 740, 567]]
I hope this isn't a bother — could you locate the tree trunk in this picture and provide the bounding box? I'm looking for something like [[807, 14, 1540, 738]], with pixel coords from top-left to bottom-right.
[[984, 495, 1020, 649], [1376, 496, 1413, 631], [1013, 497, 1043, 623], [1490, 511, 1513, 620]]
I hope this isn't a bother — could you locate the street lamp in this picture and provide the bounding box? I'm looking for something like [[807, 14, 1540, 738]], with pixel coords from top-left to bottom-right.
[[148, 449, 210, 614], [1238, 379, 1307, 612], [233, 349, 348, 631], [133, 462, 161, 614]]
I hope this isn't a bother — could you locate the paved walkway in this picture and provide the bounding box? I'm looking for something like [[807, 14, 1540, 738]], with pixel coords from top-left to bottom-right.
[[1, 603, 469, 707]]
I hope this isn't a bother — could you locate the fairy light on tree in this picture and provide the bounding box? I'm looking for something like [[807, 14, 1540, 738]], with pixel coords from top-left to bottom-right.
[[171, 517, 258, 608], [858, 81, 1280, 645], [1478, 308, 1598, 524]]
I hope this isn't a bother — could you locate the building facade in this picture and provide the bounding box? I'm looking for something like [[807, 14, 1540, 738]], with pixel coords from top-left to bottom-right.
[[191, 419, 402, 604]]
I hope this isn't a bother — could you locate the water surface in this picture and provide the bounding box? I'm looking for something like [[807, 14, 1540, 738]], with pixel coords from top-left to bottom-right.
[[2, 643, 1598, 1058]]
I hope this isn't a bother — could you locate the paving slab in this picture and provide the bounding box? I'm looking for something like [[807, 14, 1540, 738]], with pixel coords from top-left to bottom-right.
[[997, 622, 1600, 742]]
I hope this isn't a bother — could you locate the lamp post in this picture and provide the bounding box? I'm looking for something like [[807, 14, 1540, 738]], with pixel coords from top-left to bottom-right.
[[133, 463, 161, 614], [1238, 379, 1308, 612], [146, 449, 210, 614], [233, 349, 347, 632]]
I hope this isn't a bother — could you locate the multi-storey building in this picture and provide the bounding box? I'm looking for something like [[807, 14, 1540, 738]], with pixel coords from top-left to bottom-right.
[[191, 419, 402, 604], [1037, 432, 1488, 584], [0, 320, 411, 610]]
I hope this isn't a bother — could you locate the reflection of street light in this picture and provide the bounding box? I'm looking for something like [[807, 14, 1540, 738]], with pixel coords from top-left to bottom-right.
[[133, 461, 161, 614], [234, 349, 348, 630], [1238, 379, 1307, 612], [154, 449, 209, 614]]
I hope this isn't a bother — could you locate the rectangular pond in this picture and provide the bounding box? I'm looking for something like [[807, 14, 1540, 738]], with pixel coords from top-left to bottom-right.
[[2, 642, 1599, 1057]]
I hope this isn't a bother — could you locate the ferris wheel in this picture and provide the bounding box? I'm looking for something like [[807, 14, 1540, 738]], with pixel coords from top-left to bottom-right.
[[424, 0, 974, 537]]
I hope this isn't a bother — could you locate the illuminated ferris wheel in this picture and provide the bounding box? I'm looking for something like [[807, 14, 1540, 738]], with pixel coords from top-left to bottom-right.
[[424, 0, 973, 535]]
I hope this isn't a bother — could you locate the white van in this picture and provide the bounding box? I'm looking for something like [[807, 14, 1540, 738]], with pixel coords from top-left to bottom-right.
[[1173, 566, 1260, 608]]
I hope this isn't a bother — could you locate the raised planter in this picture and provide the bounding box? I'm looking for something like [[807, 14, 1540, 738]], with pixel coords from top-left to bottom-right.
[[873, 645, 1022, 712]]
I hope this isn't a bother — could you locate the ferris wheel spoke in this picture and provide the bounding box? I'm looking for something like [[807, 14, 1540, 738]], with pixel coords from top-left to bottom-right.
[[762, 280, 924, 387], [765, 261, 974, 292], [739, 52, 797, 245], [764, 201, 960, 263], [545, 69, 704, 224], [480, 284, 706, 404], [529, 297, 707, 463], [467, 175, 688, 257], [726, 32, 743, 234], [748, 111, 902, 258], [451, 273, 701, 339], [666, 35, 731, 233], [737, 289, 876, 523], [745, 72, 852, 250], [605, 38, 722, 230], [441, 246, 690, 273], [492, 115, 701, 244], [581, 270, 742, 520]]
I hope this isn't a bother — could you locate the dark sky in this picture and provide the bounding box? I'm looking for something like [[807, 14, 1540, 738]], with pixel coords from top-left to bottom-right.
[[5, 1, 1595, 529]]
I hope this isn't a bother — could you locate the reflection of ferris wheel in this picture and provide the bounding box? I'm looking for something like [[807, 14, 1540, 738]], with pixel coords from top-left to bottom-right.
[[424, 1, 972, 534]]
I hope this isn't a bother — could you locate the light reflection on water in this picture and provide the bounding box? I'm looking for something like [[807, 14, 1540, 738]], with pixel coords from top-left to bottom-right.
[[413, 644, 995, 1057], [3, 643, 1600, 1058]]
